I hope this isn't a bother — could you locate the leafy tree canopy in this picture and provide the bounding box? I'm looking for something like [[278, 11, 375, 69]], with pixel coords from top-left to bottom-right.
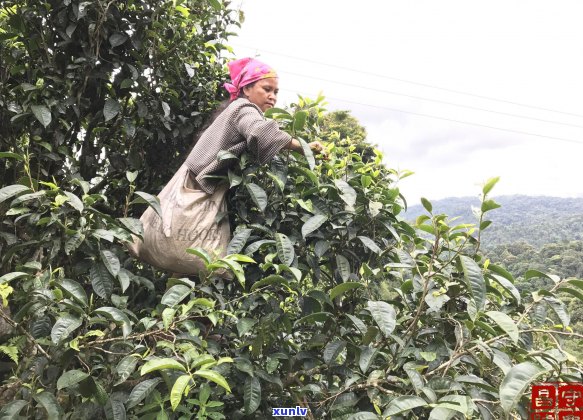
[[320, 110, 367, 144]]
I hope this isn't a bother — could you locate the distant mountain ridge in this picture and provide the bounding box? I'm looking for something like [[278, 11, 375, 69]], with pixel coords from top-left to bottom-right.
[[404, 195, 583, 248]]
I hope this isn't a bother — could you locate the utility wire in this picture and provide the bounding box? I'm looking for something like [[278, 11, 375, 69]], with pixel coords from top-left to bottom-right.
[[279, 70, 583, 130], [279, 88, 583, 146], [233, 43, 583, 119]]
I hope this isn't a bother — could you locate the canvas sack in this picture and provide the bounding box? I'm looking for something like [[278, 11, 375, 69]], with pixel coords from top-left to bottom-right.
[[127, 164, 230, 275]]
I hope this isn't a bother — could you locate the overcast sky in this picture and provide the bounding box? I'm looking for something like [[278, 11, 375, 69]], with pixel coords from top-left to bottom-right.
[[229, 1, 583, 204]]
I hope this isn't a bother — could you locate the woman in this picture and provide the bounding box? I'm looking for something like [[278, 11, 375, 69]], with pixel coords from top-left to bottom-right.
[[130, 57, 323, 275], [183, 57, 325, 193]]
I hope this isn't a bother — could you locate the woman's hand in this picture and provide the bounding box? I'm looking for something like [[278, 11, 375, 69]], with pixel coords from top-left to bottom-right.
[[285, 139, 327, 158], [309, 141, 327, 158]]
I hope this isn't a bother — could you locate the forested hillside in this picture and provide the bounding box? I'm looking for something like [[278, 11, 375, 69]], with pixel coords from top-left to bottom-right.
[[405, 195, 583, 248], [407, 196, 583, 361]]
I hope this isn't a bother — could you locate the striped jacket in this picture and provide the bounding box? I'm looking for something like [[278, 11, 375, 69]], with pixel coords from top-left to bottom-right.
[[183, 98, 292, 194]]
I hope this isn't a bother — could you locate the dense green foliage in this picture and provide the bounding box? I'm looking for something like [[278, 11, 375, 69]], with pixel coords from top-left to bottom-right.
[[487, 241, 583, 361], [2, 2, 583, 419], [488, 241, 583, 281], [319, 110, 368, 144], [409, 195, 583, 363], [0, 0, 236, 206], [406, 195, 583, 248]]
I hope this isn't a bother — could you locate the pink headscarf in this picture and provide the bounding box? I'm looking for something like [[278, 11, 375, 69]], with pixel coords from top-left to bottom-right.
[[223, 57, 278, 101]]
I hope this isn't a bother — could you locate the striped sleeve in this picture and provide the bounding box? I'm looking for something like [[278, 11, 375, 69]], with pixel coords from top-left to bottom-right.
[[234, 103, 292, 164]]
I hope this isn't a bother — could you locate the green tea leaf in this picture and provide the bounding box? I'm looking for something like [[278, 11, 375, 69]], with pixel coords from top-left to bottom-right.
[[557, 286, 583, 302], [118, 217, 143, 237], [0, 271, 29, 285], [244, 376, 261, 415], [294, 312, 333, 326], [323, 340, 346, 365], [481, 199, 501, 213], [484, 311, 519, 344], [186, 247, 211, 265], [499, 362, 547, 414], [267, 171, 285, 192], [329, 282, 362, 301], [244, 239, 276, 255], [421, 197, 432, 213], [161, 284, 191, 307], [63, 192, 84, 212], [57, 370, 90, 390], [357, 236, 381, 254], [193, 369, 231, 393], [237, 318, 257, 337], [383, 396, 427, 417], [227, 228, 252, 254], [208, 0, 222, 11], [34, 391, 62, 419], [275, 233, 294, 265], [0, 152, 24, 160], [358, 346, 378, 374], [367, 301, 396, 337], [0, 400, 28, 418], [246, 183, 267, 212], [103, 98, 120, 122], [94, 307, 132, 337], [301, 214, 327, 238], [293, 110, 308, 132], [460, 255, 486, 313], [51, 314, 82, 344], [490, 274, 521, 304], [544, 297, 570, 327], [314, 240, 330, 257], [115, 355, 139, 386], [0, 185, 30, 205], [31, 104, 52, 127], [336, 255, 351, 282], [117, 269, 131, 293], [132, 191, 162, 219], [347, 314, 367, 335], [109, 32, 128, 47], [335, 179, 356, 207], [105, 396, 126, 420], [100, 250, 120, 277], [482, 176, 500, 195], [170, 374, 191, 411], [298, 138, 316, 170], [162, 308, 176, 330], [127, 378, 162, 409], [250, 275, 289, 292], [90, 262, 114, 299], [141, 358, 186, 375], [525, 269, 560, 283], [65, 232, 85, 255]]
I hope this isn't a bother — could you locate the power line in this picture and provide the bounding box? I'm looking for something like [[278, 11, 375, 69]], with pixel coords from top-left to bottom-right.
[[279, 70, 583, 130], [278, 88, 583, 146], [232, 43, 583, 119]]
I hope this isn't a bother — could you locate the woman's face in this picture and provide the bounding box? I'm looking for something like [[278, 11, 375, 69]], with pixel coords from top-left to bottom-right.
[[242, 78, 279, 112]]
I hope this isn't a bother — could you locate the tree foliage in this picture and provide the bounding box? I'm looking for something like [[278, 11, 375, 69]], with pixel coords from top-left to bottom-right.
[[319, 110, 367, 144], [406, 196, 583, 249], [1, 2, 583, 419], [1, 0, 237, 208]]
